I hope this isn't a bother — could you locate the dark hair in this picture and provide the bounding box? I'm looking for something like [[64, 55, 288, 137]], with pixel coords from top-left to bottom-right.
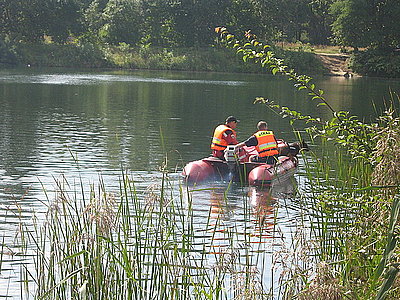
[[225, 116, 239, 123]]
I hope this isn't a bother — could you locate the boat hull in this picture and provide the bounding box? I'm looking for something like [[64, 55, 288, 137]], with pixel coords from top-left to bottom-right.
[[183, 156, 297, 187], [182, 160, 215, 184], [182, 141, 305, 186], [247, 156, 297, 187]]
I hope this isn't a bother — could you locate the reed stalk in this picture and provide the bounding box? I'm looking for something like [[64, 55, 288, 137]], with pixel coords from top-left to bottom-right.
[[12, 168, 287, 299], [294, 130, 400, 299]]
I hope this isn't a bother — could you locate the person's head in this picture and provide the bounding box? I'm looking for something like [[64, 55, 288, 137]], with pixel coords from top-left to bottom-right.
[[225, 116, 239, 129], [257, 121, 268, 130]]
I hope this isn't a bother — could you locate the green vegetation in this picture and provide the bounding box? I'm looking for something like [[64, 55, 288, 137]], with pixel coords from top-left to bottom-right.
[[11, 171, 292, 299], [2, 1, 400, 298], [3, 25, 397, 299], [1, 0, 400, 76], [349, 49, 400, 78], [216, 27, 400, 298], [330, 0, 400, 51], [23, 174, 239, 299], [6, 41, 325, 74]]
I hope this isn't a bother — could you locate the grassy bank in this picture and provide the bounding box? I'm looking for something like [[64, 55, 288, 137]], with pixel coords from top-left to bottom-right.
[[3, 39, 400, 77], [4, 41, 326, 75], [281, 42, 400, 78]]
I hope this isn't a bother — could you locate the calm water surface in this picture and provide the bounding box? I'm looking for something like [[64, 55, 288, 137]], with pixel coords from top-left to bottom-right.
[[1, 68, 399, 298]]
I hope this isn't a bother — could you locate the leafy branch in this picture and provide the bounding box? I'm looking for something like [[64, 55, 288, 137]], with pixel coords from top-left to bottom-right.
[[215, 27, 375, 162], [216, 27, 336, 114]]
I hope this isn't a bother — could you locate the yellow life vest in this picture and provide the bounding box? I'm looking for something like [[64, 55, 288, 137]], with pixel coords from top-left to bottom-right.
[[254, 130, 278, 157], [211, 124, 237, 150]]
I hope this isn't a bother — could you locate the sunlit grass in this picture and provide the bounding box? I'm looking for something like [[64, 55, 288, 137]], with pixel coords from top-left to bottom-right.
[[279, 42, 355, 55], [6, 120, 399, 299], [13, 171, 293, 299], [295, 137, 400, 299]]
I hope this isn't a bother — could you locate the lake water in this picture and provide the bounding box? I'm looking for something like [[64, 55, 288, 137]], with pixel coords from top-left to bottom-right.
[[1, 67, 399, 298]]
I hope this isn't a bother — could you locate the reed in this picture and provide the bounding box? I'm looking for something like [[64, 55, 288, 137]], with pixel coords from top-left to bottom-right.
[[293, 137, 400, 299], [10, 104, 398, 299], [13, 169, 283, 299]]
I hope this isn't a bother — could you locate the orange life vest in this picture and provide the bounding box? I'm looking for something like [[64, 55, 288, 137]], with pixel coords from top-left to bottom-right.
[[254, 130, 278, 157], [211, 124, 237, 151]]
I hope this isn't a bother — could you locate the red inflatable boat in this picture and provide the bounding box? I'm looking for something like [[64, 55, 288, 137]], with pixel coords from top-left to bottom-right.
[[182, 140, 306, 187]]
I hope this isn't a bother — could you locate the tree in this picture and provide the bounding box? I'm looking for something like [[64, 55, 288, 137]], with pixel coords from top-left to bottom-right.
[[307, 0, 335, 44], [330, 0, 400, 51], [0, 0, 48, 42], [81, 0, 109, 43], [101, 0, 142, 45], [226, 0, 276, 42], [173, 0, 232, 47], [140, 0, 180, 47], [46, 0, 83, 43], [0, 0, 85, 43], [248, 0, 314, 43]]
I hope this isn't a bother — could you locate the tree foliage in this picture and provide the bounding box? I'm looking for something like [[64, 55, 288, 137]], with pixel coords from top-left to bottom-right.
[[0, 0, 399, 54], [215, 26, 395, 163], [330, 0, 400, 50], [101, 0, 142, 45]]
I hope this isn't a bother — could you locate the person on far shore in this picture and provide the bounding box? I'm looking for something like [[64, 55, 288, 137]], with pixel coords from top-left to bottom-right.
[[235, 121, 279, 165], [210, 116, 239, 159]]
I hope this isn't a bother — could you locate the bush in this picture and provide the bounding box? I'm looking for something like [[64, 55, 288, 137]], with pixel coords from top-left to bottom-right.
[[277, 48, 326, 74], [15, 43, 109, 68], [350, 49, 400, 78], [9, 41, 327, 74], [0, 38, 17, 65]]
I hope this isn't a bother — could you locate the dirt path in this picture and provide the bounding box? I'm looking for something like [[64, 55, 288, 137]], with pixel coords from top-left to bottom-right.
[[315, 53, 353, 76]]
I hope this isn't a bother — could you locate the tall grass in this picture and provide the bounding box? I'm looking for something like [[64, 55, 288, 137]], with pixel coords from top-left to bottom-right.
[[292, 131, 400, 299], [14, 171, 283, 299], [9, 110, 398, 299]]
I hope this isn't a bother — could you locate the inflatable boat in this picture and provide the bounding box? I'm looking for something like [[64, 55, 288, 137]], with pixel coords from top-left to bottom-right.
[[182, 140, 307, 187]]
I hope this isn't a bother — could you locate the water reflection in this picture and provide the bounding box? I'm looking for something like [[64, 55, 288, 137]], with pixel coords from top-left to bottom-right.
[[248, 187, 277, 239], [1, 68, 399, 298], [0, 73, 246, 86]]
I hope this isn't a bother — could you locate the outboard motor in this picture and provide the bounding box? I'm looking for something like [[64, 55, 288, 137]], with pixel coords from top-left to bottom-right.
[[224, 145, 238, 172]]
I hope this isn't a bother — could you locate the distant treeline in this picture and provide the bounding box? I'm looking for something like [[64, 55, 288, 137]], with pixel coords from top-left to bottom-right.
[[1, 0, 400, 76]]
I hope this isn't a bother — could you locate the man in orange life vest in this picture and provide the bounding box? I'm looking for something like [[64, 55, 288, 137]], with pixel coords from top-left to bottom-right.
[[236, 121, 279, 165], [210, 116, 239, 159]]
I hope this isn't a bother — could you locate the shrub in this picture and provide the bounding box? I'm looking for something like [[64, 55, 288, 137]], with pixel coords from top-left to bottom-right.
[[0, 38, 17, 65], [14, 43, 109, 68], [350, 50, 400, 78]]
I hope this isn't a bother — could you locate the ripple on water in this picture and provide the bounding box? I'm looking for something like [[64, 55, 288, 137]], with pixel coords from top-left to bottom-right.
[[0, 73, 246, 86]]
